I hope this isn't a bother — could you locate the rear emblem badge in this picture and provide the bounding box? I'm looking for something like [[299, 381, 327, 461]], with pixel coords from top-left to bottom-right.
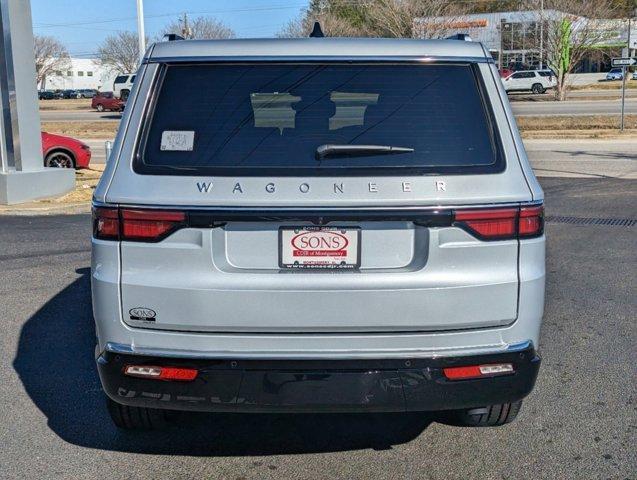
[[129, 307, 156, 321]]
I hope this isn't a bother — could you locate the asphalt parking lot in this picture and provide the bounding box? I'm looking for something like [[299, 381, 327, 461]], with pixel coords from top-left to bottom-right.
[[0, 177, 635, 480]]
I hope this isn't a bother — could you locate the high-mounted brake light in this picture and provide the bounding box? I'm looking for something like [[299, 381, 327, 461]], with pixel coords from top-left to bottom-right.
[[124, 365, 198, 381], [454, 204, 544, 240], [443, 363, 514, 380]]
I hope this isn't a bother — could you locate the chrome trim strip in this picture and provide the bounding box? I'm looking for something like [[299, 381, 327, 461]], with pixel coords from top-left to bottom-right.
[[92, 200, 543, 211], [144, 55, 492, 64], [104, 339, 532, 360]]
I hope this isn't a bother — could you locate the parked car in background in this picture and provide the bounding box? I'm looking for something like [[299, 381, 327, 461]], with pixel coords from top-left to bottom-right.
[[41, 131, 91, 168], [632, 70, 637, 81], [76, 88, 98, 98], [502, 69, 556, 94], [38, 90, 62, 100], [60, 89, 78, 99], [91, 91, 125, 112], [498, 68, 514, 78], [113, 73, 136, 100], [606, 68, 623, 81]]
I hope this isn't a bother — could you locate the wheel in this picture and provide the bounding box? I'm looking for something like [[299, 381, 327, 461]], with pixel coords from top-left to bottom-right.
[[45, 150, 75, 168], [76, 93, 82, 99], [120, 89, 130, 101], [531, 83, 545, 94], [106, 397, 175, 430], [96, 103, 104, 112], [446, 400, 523, 427]]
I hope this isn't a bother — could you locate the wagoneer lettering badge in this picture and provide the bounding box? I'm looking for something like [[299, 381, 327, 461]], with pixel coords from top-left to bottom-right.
[[196, 180, 450, 194]]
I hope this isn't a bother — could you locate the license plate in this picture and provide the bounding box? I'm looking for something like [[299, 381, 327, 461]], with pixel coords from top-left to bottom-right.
[[279, 227, 360, 270]]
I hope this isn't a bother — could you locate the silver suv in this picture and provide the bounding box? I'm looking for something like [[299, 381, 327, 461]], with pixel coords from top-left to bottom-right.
[[92, 37, 545, 430]]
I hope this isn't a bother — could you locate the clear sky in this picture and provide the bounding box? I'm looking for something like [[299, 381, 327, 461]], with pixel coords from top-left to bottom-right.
[[31, 0, 308, 57]]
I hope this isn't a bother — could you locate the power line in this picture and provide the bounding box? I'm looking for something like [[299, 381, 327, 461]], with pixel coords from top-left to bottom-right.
[[33, 4, 307, 29]]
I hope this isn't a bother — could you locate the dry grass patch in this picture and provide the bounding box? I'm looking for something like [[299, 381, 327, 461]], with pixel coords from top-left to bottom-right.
[[41, 121, 119, 139], [572, 81, 637, 91], [518, 114, 637, 131], [39, 99, 92, 111], [518, 115, 637, 139], [36, 167, 104, 205]]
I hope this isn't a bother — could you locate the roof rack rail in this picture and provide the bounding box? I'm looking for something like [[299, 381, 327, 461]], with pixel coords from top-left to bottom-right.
[[163, 33, 184, 42], [446, 33, 472, 41], [309, 22, 324, 38]]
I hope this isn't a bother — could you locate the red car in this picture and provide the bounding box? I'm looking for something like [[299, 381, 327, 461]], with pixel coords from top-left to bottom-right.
[[41, 132, 91, 169], [499, 68, 514, 78], [91, 92, 124, 112]]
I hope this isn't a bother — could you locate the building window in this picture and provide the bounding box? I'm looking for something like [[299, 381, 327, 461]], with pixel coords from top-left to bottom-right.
[[78, 71, 84, 76], [87, 71, 93, 77], [67, 71, 73, 76], [54, 70, 62, 76]]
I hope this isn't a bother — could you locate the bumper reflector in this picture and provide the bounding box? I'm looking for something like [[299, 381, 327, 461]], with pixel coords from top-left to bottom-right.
[[443, 363, 514, 380], [124, 365, 198, 381]]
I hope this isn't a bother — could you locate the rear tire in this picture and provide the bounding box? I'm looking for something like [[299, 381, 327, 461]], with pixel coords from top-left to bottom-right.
[[106, 397, 175, 430], [120, 89, 130, 101], [447, 400, 523, 427], [96, 103, 104, 112], [531, 83, 545, 94]]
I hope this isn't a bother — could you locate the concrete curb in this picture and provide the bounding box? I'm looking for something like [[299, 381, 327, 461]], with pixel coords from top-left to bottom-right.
[[0, 202, 91, 216]]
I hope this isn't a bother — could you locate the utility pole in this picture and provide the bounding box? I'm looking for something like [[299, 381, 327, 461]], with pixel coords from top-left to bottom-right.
[[136, 0, 145, 64], [539, 0, 544, 69], [621, 17, 631, 132], [181, 13, 191, 39]]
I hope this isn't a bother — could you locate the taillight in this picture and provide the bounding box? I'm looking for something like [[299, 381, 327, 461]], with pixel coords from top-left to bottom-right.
[[123, 365, 198, 382], [93, 207, 119, 240], [519, 205, 544, 237], [443, 363, 514, 380], [454, 204, 544, 240], [120, 209, 186, 241], [92, 207, 187, 242]]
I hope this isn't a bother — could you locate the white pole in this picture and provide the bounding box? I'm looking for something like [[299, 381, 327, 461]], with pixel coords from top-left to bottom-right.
[[136, 0, 145, 64], [539, 0, 544, 69]]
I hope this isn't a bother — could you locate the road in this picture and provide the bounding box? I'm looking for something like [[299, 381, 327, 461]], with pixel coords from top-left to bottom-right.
[[83, 138, 637, 180], [0, 176, 635, 479], [39, 97, 637, 122]]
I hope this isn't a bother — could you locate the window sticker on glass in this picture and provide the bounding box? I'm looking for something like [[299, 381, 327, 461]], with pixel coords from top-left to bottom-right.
[[329, 91, 379, 130], [250, 92, 301, 134], [160, 131, 195, 151]]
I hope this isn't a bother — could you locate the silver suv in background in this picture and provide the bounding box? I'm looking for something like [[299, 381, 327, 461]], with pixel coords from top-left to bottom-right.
[[92, 37, 545, 430], [502, 69, 557, 94]]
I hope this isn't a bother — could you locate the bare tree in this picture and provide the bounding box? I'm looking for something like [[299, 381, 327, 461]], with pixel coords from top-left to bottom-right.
[[538, 0, 623, 100], [34, 35, 71, 88], [161, 15, 235, 40], [277, 0, 466, 39], [97, 31, 143, 74]]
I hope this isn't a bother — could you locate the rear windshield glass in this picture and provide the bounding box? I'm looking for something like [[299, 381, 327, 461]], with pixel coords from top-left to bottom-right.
[[137, 63, 502, 176]]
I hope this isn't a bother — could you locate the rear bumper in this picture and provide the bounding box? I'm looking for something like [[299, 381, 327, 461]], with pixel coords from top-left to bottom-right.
[[97, 347, 540, 413]]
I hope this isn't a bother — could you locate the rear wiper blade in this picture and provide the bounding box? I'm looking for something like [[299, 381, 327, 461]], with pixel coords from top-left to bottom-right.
[[315, 144, 414, 160]]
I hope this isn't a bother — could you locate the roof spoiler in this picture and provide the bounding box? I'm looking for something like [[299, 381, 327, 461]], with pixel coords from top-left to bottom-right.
[[446, 33, 472, 41], [163, 33, 184, 42]]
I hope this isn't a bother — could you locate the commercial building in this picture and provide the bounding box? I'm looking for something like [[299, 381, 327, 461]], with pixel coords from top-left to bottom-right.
[[413, 10, 631, 73], [41, 57, 118, 91]]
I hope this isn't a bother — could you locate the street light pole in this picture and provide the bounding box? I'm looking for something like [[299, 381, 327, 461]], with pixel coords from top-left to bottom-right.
[[539, 0, 544, 69], [136, 0, 145, 64]]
